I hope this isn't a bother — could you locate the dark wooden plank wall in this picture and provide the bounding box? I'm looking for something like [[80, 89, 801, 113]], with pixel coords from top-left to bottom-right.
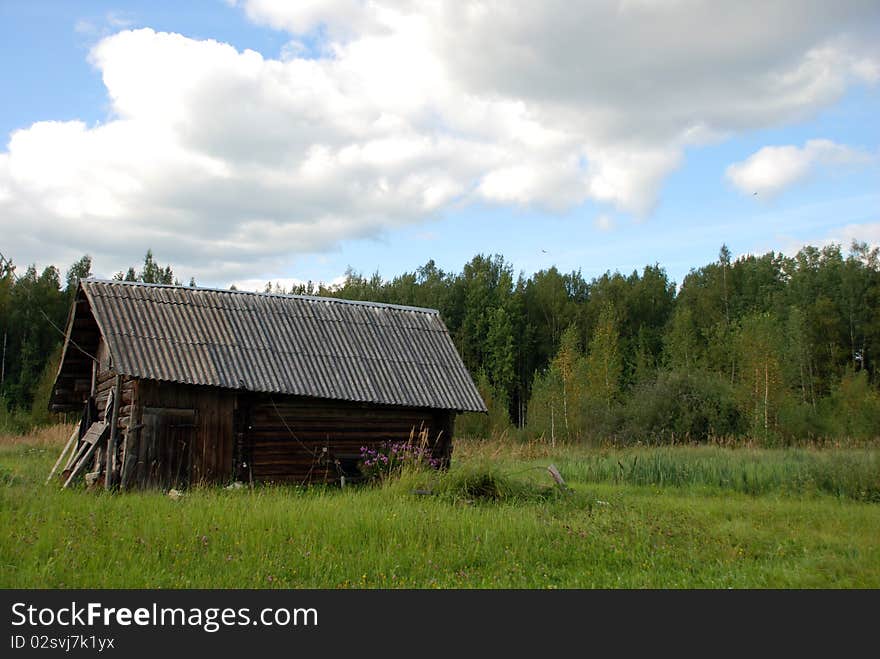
[[140, 407, 196, 489], [135, 380, 236, 486], [243, 395, 454, 483], [92, 372, 455, 489]]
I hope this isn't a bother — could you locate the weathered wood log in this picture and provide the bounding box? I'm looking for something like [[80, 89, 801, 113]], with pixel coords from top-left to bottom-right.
[[547, 464, 568, 491], [105, 375, 122, 490], [46, 426, 79, 484]]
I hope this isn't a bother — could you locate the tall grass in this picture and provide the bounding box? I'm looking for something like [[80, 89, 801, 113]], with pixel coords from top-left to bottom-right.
[[556, 446, 880, 501], [2, 426, 879, 588], [0, 422, 74, 447]]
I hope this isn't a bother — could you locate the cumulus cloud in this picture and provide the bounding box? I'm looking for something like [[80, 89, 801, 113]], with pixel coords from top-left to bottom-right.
[[2, 1, 879, 281], [726, 139, 874, 196]]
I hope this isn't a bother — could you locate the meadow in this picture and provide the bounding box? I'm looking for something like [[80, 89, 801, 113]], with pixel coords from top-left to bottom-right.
[[2, 426, 879, 588]]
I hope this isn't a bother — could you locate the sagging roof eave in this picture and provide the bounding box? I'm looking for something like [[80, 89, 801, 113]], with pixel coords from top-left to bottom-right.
[[108, 371, 487, 413]]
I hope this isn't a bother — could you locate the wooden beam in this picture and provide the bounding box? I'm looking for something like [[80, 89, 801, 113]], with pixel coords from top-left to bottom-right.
[[62, 422, 109, 489], [45, 426, 79, 484]]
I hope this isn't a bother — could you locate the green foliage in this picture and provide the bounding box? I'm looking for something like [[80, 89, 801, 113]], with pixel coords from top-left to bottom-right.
[[622, 370, 743, 443], [585, 303, 622, 411], [0, 396, 32, 434], [485, 306, 516, 399], [1, 240, 879, 445], [28, 345, 63, 426], [527, 326, 588, 442], [733, 312, 786, 439], [455, 370, 511, 439], [112, 249, 176, 285], [824, 370, 880, 441], [663, 306, 701, 371], [0, 259, 68, 412]]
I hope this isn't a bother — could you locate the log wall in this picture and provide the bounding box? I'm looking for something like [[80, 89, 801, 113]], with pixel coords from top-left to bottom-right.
[[241, 395, 454, 484], [73, 370, 455, 489]]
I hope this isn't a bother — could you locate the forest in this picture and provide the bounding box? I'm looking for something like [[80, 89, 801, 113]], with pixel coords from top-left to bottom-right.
[[1, 242, 879, 445]]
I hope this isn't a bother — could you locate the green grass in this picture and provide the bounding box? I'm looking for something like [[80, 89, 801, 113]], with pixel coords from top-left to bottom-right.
[[1, 428, 879, 588], [555, 446, 880, 501]]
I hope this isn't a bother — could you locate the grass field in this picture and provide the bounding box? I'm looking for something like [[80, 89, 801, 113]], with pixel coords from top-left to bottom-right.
[[2, 426, 879, 588]]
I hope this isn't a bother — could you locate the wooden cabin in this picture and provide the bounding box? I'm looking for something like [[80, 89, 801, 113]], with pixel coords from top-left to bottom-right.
[[48, 279, 486, 490]]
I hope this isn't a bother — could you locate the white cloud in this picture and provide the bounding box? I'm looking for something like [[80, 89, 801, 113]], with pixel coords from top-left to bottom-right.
[[74, 11, 136, 38], [778, 221, 880, 257], [105, 11, 134, 29], [3, 1, 879, 282], [594, 214, 615, 232], [229, 274, 347, 292], [74, 19, 96, 35], [726, 139, 873, 196]]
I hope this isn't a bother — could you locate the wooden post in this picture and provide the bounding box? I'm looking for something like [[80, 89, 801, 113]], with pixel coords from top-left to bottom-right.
[[119, 380, 138, 489], [105, 375, 123, 490], [119, 424, 142, 490]]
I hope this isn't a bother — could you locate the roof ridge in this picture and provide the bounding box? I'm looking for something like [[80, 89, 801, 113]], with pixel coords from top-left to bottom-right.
[[82, 278, 440, 315]]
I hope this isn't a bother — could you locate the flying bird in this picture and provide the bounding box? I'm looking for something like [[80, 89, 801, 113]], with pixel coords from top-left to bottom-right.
[[753, 191, 758, 196], [541, 249, 548, 253]]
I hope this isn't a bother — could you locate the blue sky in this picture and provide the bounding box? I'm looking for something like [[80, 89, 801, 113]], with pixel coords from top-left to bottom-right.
[[1, 1, 878, 289]]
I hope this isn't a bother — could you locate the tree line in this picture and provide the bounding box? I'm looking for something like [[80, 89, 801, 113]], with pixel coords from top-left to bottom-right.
[[2, 243, 879, 443], [0, 250, 180, 429]]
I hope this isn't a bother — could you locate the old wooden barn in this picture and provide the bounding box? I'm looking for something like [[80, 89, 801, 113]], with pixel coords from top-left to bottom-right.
[[47, 279, 486, 490]]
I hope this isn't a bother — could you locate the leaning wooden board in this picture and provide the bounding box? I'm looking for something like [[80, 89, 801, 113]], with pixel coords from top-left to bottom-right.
[[62, 421, 109, 489]]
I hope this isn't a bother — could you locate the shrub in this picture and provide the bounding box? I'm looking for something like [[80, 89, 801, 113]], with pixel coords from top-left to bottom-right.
[[823, 370, 880, 441], [776, 399, 827, 443], [621, 369, 743, 443]]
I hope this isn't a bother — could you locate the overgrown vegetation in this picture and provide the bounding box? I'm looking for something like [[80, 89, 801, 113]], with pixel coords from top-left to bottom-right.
[[2, 428, 879, 588], [2, 241, 880, 445]]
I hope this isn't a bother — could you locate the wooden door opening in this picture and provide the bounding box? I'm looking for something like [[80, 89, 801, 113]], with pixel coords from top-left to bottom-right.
[[141, 407, 196, 489]]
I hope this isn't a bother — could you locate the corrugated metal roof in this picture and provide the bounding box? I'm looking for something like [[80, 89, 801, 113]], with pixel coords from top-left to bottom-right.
[[79, 279, 486, 412]]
